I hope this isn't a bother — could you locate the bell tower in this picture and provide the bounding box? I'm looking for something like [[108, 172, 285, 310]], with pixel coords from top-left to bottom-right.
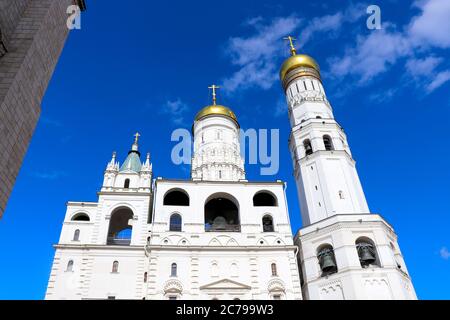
[[280, 37, 417, 300]]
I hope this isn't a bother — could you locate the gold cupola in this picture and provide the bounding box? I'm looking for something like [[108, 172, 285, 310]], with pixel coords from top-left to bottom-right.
[[280, 36, 321, 89], [194, 85, 239, 125]]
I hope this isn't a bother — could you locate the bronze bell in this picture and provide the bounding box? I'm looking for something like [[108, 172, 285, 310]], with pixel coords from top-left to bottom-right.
[[358, 243, 376, 266], [212, 216, 227, 230], [318, 249, 337, 273]]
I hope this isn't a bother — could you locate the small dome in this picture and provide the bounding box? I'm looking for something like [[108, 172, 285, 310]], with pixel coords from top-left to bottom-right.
[[195, 105, 238, 123], [279, 54, 320, 82]]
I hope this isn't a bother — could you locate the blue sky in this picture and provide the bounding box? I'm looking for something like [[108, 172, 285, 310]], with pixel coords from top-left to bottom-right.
[[0, 0, 449, 299]]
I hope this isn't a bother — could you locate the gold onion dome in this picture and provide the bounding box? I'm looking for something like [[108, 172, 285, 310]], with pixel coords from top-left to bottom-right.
[[279, 54, 320, 82], [195, 104, 238, 123]]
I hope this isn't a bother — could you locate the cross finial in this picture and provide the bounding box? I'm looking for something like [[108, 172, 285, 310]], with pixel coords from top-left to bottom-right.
[[283, 36, 297, 56], [134, 132, 140, 144], [208, 84, 220, 105]]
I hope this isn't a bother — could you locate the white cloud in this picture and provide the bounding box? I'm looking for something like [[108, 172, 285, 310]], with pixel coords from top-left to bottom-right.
[[163, 99, 189, 125], [409, 0, 450, 48], [426, 70, 450, 93], [329, 27, 411, 83], [440, 247, 450, 260], [222, 16, 300, 93], [328, 0, 450, 94]]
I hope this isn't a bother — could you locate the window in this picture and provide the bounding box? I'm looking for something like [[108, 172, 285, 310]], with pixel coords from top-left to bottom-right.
[[71, 213, 90, 221], [323, 135, 334, 151], [168, 296, 177, 300], [317, 245, 338, 277], [273, 294, 281, 300], [164, 189, 190, 206], [112, 261, 119, 273], [171, 263, 177, 277], [66, 260, 74, 272], [253, 191, 277, 206], [124, 179, 130, 189], [262, 215, 274, 232], [107, 207, 133, 246], [355, 237, 380, 268], [169, 214, 182, 232], [73, 229, 80, 241], [339, 190, 345, 199], [303, 139, 313, 156], [144, 272, 148, 283], [271, 263, 278, 276], [107, 296, 116, 300]]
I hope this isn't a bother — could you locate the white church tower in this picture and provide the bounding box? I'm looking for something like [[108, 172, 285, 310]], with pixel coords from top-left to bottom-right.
[[280, 37, 417, 300]]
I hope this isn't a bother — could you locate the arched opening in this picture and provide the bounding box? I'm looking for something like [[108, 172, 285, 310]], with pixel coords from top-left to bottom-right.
[[253, 191, 277, 206], [303, 139, 313, 156], [205, 195, 240, 232], [262, 215, 274, 232], [71, 213, 90, 222], [164, 189, 190, 206], [355, 237, 380, 268], [107, 207, 133, 245], [323, 135, 334, 151], [66, 260, 74, 272], [124, 179, 130, 189], [144, 272, 148, 283], [112, 261, 119, 273], [73, 229, 80, 241], [317, 244, 338, 277], [171, 263, 177, 277], [271, 263, 278, 276], [169, 213, 182, 232]]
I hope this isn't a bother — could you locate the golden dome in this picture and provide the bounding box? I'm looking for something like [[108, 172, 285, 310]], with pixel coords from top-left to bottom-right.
[[279, 54, 320, 82], [195, 105, 238, 123]]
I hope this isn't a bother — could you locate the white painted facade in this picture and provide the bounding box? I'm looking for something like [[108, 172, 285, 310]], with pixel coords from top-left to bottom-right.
[[281, 52, 416, 300], [46, 48, 416, 300]]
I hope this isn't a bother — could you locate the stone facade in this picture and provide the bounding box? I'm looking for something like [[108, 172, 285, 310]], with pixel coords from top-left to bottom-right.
[[0, 0, 85, 217]]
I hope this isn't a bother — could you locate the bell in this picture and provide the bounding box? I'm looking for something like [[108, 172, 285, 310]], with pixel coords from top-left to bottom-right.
[[318, 248, 337, 273], [358, 244, 376, 266], [212, 216, 227, 230], [320, 252, 337, 272]]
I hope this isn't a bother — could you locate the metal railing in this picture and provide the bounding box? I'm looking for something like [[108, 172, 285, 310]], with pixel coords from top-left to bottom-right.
[[107, 237, 131, 246], [205, 224, 241, 232]]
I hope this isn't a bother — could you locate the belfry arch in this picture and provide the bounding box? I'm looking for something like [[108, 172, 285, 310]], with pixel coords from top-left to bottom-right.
[[204, 193, 240, 232], [107, 207, 134, 245]]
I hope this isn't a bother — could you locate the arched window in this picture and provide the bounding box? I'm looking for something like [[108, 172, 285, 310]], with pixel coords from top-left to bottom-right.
[[262, 215, 274, 232], [303, 139, 313, 156], [112, 261, 119, 273], [164, 189, 189, 206], [66, 260, 74, 272], [323, 135, 334, 151], [169, 214, 182, 232], [271, 263, 278, 276], [355, 237, 380, 268], [73, 229, 80, 241], [317, 244, 338, 277], [107, 207, 133, 245], [144, 272, 148, 283], [253, 191, 277, 206], [124, 179, 130, 189], [71, 213, 90, 221], [171, 263, 177, 277], [205, 195, 240, 232]]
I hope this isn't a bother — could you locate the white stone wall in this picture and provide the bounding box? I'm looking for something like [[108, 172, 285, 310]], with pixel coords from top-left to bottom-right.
[[295, 214, 416, 300], [191, 116, 245, 181]]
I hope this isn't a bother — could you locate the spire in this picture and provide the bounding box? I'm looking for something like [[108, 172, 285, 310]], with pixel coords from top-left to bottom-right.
[[141, 152, 152, 173], [208, 84, 220, 105], [283, 36, 297, 56], [120, 133, 142, 172], [106, 151, 119, 171]]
